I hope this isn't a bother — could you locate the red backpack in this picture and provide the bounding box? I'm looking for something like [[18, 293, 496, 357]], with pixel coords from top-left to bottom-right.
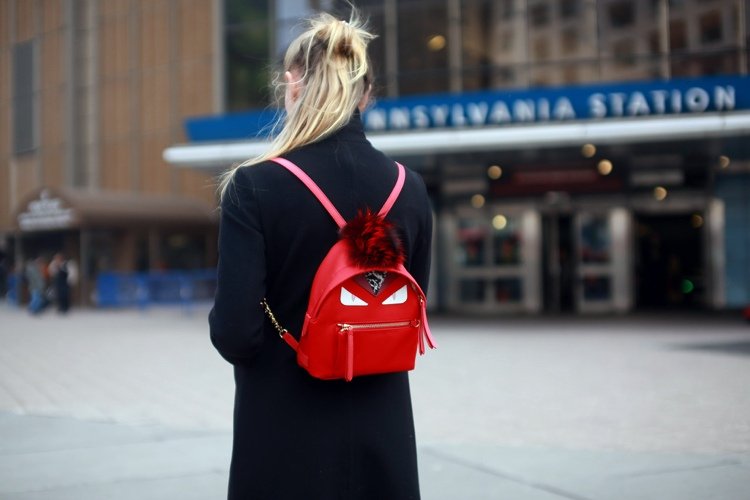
[[261, 157, 436, 381]]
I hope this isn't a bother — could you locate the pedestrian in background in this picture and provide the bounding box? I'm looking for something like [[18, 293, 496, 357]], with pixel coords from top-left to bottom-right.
[[48, 253, 77, 314], [209, 10, 432, 500], [0, 250, 8, 299], [25, 257, 48, 314]]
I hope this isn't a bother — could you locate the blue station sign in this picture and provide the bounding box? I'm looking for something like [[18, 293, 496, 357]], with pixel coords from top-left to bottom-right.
[[185, 75, 750, 142]]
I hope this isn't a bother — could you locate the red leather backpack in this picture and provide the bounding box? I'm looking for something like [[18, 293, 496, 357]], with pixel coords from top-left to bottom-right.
[[261, 157, 436, 381]]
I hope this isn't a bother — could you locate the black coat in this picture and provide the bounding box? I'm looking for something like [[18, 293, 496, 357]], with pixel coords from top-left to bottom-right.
[[209, 113, 433, 500]]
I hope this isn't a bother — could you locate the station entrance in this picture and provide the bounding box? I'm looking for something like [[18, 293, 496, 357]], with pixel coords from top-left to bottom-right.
[[635, 213, 705, 310], [542, 213, 575, 313], [444, 202, 719, 314]]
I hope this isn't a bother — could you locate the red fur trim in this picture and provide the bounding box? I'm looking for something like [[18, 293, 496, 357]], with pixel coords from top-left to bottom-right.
[[340, 209, 405, 268]]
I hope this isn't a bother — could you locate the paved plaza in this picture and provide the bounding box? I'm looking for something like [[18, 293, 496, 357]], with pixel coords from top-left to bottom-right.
[[0, 303, 749, 499]]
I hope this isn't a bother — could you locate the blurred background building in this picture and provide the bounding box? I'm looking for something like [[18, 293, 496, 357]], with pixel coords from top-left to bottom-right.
[[0, 0, 220, 306], [3, 0, 750, 314]]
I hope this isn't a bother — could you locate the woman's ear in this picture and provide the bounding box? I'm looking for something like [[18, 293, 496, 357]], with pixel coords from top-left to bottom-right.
[[357, 83, 372, 112], [284, 70, 303, 114]]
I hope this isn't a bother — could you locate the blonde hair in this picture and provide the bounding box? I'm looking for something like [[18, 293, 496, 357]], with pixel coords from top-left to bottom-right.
[[218, 10, 375, 199]]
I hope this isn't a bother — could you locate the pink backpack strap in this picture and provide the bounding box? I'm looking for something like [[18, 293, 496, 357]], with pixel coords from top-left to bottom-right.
[[378, 162, 406, 217], [270, 157, 347, 228], [271, 157, 406, 226]]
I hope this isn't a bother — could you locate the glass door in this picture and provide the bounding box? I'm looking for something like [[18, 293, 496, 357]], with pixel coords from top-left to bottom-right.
[[574, 208, 632, 313], [446, 206, 541, 314]]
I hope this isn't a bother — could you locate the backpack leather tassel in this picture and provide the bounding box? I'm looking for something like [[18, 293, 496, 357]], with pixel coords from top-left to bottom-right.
[[345, 328, 355, 382], [419, 298, 437, 355]]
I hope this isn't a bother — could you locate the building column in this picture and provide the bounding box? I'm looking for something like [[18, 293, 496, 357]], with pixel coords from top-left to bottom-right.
[[739, 0, 747, 75], [64, 0, 77, 187], [148, 227, 162, 270], [447, 0, 462, 93], [212, 0, 225, 113], [657, 0, 671, 79], [583, 0, 600, 80], [384, 0, 398, 97]]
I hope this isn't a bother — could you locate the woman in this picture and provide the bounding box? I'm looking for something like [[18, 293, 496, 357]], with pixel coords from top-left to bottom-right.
[[209, 11, 432, 500]]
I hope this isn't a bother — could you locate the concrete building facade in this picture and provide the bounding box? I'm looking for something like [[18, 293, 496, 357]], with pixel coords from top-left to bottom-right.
[[1, 0, 222, 304]]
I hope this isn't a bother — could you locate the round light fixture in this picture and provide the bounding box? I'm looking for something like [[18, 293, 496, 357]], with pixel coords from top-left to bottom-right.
[[653, 186, 668, 201], [691, 214, 704, 228], [471, 194, 485, 208], [487, 165, 503, 180], [427, 35, 446, 51], [597, 159, 613, 176], [492, 214, 508, 230]]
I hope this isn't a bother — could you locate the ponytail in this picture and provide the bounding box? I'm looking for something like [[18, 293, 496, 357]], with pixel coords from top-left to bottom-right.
[[218, 10, 375, 199]]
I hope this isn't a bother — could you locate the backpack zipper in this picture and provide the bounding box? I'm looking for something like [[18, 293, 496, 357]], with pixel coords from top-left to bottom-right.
[[338, 320, 420, 382], [338, 320, 418, 331]]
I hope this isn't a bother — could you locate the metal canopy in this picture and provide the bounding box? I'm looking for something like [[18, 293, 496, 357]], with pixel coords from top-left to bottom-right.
[[164, 111, 750, 169], [13, 187, 217, 232]]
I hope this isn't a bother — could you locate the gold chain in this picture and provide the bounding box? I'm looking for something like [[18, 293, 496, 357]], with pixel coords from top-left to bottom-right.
[[260, 298, 288, 339]]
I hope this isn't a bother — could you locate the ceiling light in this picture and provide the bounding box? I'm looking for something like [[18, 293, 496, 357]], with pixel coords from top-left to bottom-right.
[[597, 159, 613, 175], [471, 194, 485, 208], [427, 35, 446, 51], [653, 186, 668, 201]]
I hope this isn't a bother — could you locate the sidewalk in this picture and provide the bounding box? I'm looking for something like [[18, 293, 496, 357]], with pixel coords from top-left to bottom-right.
[[1, 304, 749, 499]]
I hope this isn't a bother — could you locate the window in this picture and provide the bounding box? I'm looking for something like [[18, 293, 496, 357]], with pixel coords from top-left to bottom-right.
[[648, 30, 660, 55], [12, 40, 37, 155], [363, 7, 387, 95], [649, 0, 683, 13], [562, 65, 579, 83], [494, 278, 522, 303], [699, 10, 723, 44], [225, 0, 271, 111], [462, 0, 494, 90], [613, 39, 636, 66], [500, 0, 514, 20], [459, 279, 486, 303], [670, 20, 687, 50], [456, 219, 487, 267], [533, 37, 550, 61], [579, 215, 611, 264], [608, 1, 635, 28], [561, 28, 578, 54], [396, 1, 449, 95], [492, 215, 521, 265], [501, 31, 514, 51], [561, 0, 580, 19], [529, 4, 550, 27]]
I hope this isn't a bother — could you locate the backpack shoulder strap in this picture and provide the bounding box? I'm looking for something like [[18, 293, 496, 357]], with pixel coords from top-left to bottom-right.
[[270, 157, 347, 228], [378, 162, 406, 217], [271, 157, 406, 226]]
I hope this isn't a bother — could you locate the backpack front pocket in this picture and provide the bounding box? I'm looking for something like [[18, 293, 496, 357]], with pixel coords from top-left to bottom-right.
[[337, 321, 420, 381]]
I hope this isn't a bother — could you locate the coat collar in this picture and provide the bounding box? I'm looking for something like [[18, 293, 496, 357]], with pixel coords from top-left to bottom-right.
[[318, 111, 368, 145]]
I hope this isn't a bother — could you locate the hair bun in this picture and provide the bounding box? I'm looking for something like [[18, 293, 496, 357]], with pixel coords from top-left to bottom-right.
[[331, 19, 354, 59], [335, 38, 353, 58]]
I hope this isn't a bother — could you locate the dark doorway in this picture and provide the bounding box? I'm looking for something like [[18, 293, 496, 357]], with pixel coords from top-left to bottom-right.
[[542, 214, 575, 313], [20, 231, 67, 261], [635, 213, 704, 309]]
